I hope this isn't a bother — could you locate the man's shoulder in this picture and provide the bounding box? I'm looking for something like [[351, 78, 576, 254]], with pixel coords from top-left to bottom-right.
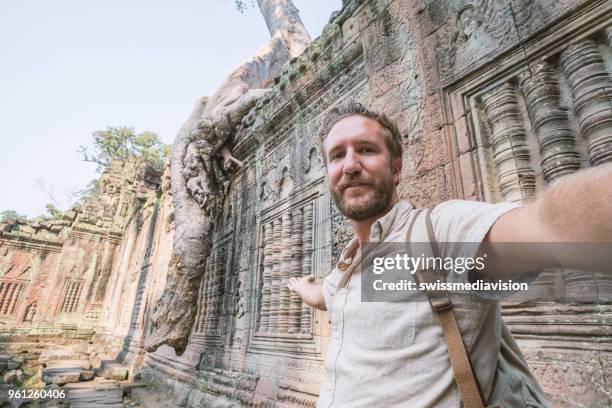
[[430, 199, 522, 244], [431, 199, 521, 217]]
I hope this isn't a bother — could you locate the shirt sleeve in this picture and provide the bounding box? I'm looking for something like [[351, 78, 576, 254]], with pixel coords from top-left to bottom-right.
[[430, 199, 529, 297], [431, 199, 521, 260]]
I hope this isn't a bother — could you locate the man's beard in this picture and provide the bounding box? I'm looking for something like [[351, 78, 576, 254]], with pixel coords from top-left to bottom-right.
[[331, 170, 395, 221]]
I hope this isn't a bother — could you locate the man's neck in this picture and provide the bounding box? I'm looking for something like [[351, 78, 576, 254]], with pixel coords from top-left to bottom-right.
[[350, 195, 399, 247]]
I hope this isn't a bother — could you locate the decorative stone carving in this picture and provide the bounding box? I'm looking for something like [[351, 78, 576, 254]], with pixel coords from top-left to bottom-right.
[[519, 62, 581, 183], [195, 245, 227, 336], [233, 279, 245, 319], [60, 280, 83, 313], [0, 281, 24, 316], [482, 83, 536, 202], [257, 203, 314, 336], [23, 301, 36, 323], [457, 5, 481, 38], [560, 39, 612, 165]]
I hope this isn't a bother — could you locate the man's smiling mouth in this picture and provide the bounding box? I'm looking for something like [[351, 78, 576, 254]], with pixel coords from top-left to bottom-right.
[[343, 182, 371, 193]]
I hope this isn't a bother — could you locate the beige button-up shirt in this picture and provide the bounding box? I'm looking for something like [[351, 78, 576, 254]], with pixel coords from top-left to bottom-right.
[[317, 200, 548, 408]]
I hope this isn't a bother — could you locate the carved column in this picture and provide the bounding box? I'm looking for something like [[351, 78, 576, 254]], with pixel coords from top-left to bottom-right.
[[289, 208, 303, 334], [204, 253, 216, 334], [205, 257, 214, 333], [2, 283, 17, 314], [482, 83, 536, 202], [5, 284, 21, 315], [209, 252, 221, 335], [69, 282, 82, 312], [269, 218, 282, 332], [519, 62, 581, 183], [0, 282, 9, 312], [211, 248, 225, 336], [61, 282, 75, 313], [560, 39, 612, 165], [300, 204, 313, 334], [8, 285, 22, 315], [259, 222, 273, 332], [606, 26, 612, 48], [196, 263, 208, 332], [278, 212, 292, 333]]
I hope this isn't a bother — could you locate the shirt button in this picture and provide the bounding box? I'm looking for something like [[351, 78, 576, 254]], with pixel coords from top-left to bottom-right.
[[325, 383, 333, 391], [338, 288, 348, 295]]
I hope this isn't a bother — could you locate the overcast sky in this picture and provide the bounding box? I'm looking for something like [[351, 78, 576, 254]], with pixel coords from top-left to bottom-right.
[[0, 0, 341, 218]]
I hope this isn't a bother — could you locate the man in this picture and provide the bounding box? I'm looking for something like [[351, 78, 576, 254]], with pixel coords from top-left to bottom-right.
[[287, 102, 612, 407]]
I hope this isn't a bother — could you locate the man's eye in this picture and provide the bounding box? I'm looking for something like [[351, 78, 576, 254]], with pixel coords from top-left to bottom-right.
[[359, 147, 373, 153], [330, 152, 344, 161]]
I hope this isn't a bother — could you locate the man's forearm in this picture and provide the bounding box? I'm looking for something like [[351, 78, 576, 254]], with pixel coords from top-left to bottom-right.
[[536, 163, 612, 242], [484, 163, 612, 277]]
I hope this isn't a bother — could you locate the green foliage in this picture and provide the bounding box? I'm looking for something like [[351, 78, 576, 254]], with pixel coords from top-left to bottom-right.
[[45, 203, 62, 219], [78, 126, 170, 172], [31, 204, 63, 224], [0, 210, 27, 222], [77, 179, 100, 205]]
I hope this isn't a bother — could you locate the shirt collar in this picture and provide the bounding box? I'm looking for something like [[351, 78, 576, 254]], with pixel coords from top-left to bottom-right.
[[335, 200, 413, 270], [370, 200, 414, 241]]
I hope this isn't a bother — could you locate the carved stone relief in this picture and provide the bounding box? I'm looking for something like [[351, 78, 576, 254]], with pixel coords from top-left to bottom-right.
[[519, 62, 582, 183], [445, 18, 612, 408], [195, 242, 229, 337], [0, 281, 25, 316], [560, 39, 612, 165], [481, 82, 536, 202], [257, 202, 313, 336], [59, 280, 83, 313]]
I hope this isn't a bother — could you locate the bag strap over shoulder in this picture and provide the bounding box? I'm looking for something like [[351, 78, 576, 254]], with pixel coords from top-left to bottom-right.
[[409, 209, 488, 408]]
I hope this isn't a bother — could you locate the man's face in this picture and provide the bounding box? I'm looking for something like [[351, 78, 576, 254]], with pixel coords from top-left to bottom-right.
[[324, 115, 401, 221]]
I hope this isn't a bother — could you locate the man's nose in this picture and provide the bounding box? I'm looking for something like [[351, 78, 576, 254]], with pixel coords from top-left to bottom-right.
[[343, 150, 362, 175]]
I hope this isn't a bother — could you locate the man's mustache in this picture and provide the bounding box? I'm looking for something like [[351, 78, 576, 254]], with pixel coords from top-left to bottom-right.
[[337, 178, 373, 192]]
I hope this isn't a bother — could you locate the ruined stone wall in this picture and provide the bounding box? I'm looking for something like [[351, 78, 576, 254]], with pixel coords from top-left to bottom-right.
[[1, 0, 611, 407], [0, 159, 161, 341], [136, 0, 609, 406]]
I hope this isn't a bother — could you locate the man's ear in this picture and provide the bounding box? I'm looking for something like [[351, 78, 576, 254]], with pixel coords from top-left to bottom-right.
[[392, 157, 402, 185]]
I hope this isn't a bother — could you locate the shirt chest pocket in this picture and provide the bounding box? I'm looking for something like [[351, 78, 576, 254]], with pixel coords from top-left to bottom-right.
[[343, 298, 417, 350]]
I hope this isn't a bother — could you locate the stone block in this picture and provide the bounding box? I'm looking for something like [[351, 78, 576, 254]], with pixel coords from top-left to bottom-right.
[[78, 370, 95, 381], [459, 152, 477, 200], [454, 115, 471, 154], [2, 369, 23, 384], [46, 360, 91, 370], [97, 363, 129, 381], [253, 377, 275, 405], [7, 361, 21, 370], [10, 355, 26, 365], [42, 370, 82, 385]]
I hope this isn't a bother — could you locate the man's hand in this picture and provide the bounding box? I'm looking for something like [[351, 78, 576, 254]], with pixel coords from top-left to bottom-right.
[[287, 274, 327, 311]]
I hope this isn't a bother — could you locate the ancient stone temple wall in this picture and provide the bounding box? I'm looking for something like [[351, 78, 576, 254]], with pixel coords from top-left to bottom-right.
[[94, 1, 612, 407], [0, 159, 160, 342], [120, 1, 609, 407]]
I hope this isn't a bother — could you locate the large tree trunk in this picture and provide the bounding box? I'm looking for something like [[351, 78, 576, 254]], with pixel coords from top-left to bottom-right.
[[145, 0, 310, 355]]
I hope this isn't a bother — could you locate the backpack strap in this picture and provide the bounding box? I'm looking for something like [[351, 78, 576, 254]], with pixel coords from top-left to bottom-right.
[[410, 209, 488, 408]]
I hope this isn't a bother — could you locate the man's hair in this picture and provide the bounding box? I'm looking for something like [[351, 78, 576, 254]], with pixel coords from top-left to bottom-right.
[[317, 102, 403, 164]]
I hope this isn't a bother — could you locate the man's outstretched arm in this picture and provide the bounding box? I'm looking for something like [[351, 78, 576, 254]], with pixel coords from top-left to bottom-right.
[[482, 163, 612, 277], [287, 274, 327, 311], [488, 163, 612, 243]]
